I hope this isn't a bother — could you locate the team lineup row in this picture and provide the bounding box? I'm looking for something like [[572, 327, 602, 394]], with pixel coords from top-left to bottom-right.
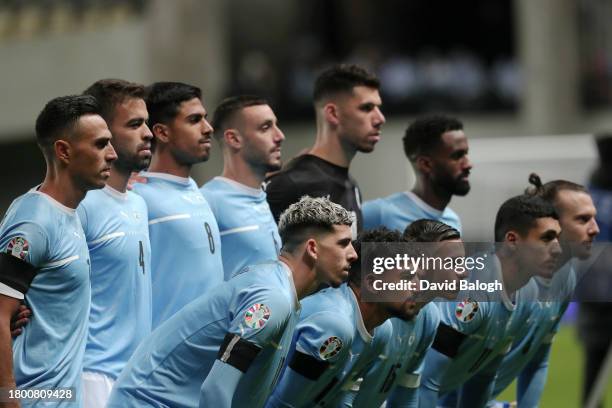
[[0, 64, 600, 408]]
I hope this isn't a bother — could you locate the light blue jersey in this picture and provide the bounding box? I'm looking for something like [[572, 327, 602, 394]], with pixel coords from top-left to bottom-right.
[[77, 186, 152, 379], [489, 262, 576, 407], [0, 190, 91, 407], [201, 177, 281, 279], [267, 284, 394, 408], [363, 191, 462, 233], [419, 254, 537, 407], [133, 171, 224, 327], [350, 303, 440, 408], [107, 260, 299, 408]]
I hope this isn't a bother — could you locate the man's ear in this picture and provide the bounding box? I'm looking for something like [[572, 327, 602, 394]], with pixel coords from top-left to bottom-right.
[[152, 123, 170, 144], [224, 129, 242, 150], [362, 273, 377, 294], [415, 155, 433, 176], [54, 140, 71, 164], [305, 238, 318, 261], [323, 103, 340, 127]]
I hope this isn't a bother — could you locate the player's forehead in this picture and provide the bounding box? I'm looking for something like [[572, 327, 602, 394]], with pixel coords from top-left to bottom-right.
[[527, 217, 561, 238], [75, 114, 111, 141], [114, 97, 148, 121], [439, 130, 468, 151], [556, 190, 595, 215], [176, 97, 206, 118], [241, 104, 275, 124], [347, 85, 381, 104]]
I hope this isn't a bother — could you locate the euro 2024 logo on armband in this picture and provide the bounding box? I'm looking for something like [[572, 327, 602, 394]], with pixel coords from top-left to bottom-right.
[[7, 237, 29, 260], [319, 336, 343, 360], [244, 303, 271, 329], [455, 298, 479, 323]]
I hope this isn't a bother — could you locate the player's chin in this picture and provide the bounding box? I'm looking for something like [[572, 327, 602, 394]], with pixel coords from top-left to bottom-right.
[[453, 181, 471, 196], [357, 143, 376, 153]]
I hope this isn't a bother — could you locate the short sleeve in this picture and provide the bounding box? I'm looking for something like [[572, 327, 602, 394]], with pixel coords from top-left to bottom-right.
[[228, 286, 292, 348], [294, 311, 354, 362], [0, 221, 49, 269], [437, 297, 486, 335], [0, 221, 49, 298]]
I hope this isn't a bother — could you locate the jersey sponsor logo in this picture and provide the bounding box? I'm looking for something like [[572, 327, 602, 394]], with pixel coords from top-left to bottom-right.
[[319, 336, 343, 360], [244, 303, 271, 329], [455, 298, 479, 323], [6, 237, 29, 260]]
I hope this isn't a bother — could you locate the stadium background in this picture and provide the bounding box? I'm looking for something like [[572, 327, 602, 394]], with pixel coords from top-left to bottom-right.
[[0, 0, 610, 405]]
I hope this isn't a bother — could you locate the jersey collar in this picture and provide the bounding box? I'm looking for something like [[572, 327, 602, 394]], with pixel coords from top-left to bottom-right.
[[214, 176, 263, 197], [29, 187, 76, 215], [404, 191, 444, 217], [103, 185, 129, 201], [140, 171, 191, 186], [348, 285, 373, 343], [491, 254, 516, 311], [280, 260, 300, 311]]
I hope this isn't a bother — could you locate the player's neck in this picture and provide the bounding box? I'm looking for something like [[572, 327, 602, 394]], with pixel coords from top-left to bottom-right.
[[222, 158, 265, 189], [497, 252, 528, 297], [279, 253, 316, 300], [349, 283, 388, 334], [310, 133, 354, 168], [39, 170, 86, 209], [106, 167, 131, 193], [148, 152, 191, 178], [412, 180, 451, 211]]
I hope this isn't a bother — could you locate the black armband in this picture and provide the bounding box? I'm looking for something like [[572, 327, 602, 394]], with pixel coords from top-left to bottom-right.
[[432, 323, 467, 358], [0, 252, 38, 295], [217, 333, 262, 373], [288, 350, 330, 381]]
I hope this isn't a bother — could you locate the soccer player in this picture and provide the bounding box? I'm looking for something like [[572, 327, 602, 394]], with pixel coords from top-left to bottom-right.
[[419, 194, 562, 408], [134, 81, 224, 328], [0, 95, 116, 407], [106, 196, 356, 408], [266, 226, 446, 407], [266, 64, 385, 237], [352, 220, 464, 408], [201, 95, 283, 279], [363, 115, 471, 233], [487, 174, 599, 408], [78, 79, 154, 407]]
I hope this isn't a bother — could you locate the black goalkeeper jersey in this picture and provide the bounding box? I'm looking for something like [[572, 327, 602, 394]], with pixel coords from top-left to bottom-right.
[[265, 154, 362, 235]]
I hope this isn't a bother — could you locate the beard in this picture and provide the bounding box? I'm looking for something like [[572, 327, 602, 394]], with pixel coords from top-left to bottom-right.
[[435, 173, 471, 196], [115, 150, 151, 173]]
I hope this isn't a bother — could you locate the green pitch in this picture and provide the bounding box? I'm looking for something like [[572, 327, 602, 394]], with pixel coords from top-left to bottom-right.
[[498, 325, 612, 407]]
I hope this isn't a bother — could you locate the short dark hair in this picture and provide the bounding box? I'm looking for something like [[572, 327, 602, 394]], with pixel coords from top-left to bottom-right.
[[525, 173, 587, 203], [494, 194, 559, 242], [403, 219, 461, 242], [35, 94, 102, 154], [349, 227, 404, 287], [403, 115, 463, 161], [313, 64, 379, 103], [211, 95, 268, 140], [83, 79, 145, 122], [145, 82, 202, 127]]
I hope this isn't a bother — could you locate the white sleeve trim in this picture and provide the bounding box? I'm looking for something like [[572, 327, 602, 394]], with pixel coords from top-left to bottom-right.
[[0, 282, 24, 300], [219, 225, 259, 236]]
